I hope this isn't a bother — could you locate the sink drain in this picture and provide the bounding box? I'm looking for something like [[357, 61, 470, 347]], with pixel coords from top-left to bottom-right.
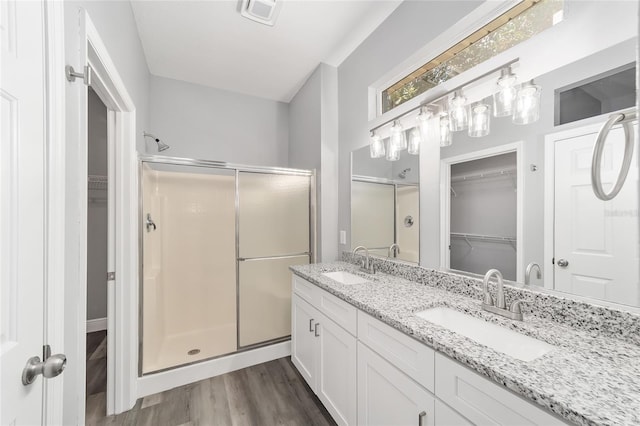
[[187, 349, 201, 356]]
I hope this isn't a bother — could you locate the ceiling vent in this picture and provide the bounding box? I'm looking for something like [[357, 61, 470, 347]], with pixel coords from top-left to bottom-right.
[[240, 0, 282, 26]]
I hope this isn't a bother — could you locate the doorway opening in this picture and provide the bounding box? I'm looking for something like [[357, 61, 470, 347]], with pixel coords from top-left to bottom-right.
[[85, 87, 110, 422]]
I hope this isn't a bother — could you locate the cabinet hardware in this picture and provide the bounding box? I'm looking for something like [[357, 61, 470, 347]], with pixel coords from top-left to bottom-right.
[[309, 319, 314, 332], [418, 410, 427, 426], [314, 323, 320, 337]]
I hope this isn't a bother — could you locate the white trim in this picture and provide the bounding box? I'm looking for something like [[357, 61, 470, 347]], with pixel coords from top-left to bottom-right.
[[43, 0, 66, 424], [543, 122, 606, 292], [86, 318, 108, 333], [369, 0, 520, 123], [137, 342, 291, 398], [440, 142, 525, 282]]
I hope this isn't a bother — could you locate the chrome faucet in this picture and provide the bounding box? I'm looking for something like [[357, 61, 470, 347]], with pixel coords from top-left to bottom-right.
[[481, 269, 523, 321], [525, 262, 542, 285], [388, 243, 400, 259], [352, 246, 375, 274]]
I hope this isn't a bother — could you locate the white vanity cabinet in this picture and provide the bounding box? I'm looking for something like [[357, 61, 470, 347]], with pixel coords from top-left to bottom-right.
[[291, 281, 357, 426], [291, 275, 570, 426]]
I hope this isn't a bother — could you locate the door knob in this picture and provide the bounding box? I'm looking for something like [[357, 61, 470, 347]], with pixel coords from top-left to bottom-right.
[[146, 213, 156, 232], [22, 353, 67, 385], [557, 258, 569, 268]]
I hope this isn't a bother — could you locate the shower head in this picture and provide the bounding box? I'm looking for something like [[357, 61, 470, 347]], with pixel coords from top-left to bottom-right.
[[398, 168, 411, 179], [143, 131, 170, 152]]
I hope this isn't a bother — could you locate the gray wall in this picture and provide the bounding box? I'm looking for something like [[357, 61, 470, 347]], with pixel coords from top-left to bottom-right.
[[289, 64, 340, 262], [148, 75, 289, 167], [87, 89, 108, 321], [338, 1, 482, 265]]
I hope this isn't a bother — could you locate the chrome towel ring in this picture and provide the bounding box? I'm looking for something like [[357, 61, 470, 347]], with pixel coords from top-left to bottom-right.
[[591, 108, 637, 201]]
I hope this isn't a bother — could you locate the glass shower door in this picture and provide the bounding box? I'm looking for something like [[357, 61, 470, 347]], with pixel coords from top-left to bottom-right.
[[238, 172, 311, 347], [141, 163, 237, 373]]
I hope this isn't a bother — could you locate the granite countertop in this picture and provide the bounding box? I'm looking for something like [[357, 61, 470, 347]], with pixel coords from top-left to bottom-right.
[[290, 262, 640, 426]]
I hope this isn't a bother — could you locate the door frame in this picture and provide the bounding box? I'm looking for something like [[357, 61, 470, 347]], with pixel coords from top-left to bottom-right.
[[440, 142, 524, 282], [64, 8, 139, 419]]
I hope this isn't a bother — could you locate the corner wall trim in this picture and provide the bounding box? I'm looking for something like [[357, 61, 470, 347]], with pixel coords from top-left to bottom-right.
[[87, 317, 108, 333]]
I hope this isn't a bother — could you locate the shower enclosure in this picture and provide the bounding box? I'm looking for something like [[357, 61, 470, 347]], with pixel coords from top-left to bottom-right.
[[140, 156, 313, 374]]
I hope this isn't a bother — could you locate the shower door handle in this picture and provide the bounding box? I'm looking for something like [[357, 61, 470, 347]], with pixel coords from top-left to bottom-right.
[[146, 214, 156, 232]]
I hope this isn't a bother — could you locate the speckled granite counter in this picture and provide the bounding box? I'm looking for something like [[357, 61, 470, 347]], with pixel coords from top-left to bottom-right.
[[290, 262, 640, 426]]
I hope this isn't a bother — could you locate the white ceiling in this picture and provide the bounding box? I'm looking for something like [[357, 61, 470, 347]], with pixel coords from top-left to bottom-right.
[[131, 0, 402, 102]]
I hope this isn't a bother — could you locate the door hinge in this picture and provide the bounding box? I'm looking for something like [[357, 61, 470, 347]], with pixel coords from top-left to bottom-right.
[[107, 271, 115, 281], [65, 65, 92, 85]]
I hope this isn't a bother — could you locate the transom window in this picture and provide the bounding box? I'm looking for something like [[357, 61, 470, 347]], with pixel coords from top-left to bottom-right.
[[381, 0, 564, 114]]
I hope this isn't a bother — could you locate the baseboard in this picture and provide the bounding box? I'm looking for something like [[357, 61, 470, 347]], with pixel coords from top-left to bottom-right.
[[86, 317, 108, 333], [136, 341, 291, 398]]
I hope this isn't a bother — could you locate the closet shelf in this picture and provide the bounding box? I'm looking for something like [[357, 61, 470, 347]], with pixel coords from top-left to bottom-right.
[[450, 232, 517, 250], [88, 174, 108, 190], [451, 167, 516, 184]]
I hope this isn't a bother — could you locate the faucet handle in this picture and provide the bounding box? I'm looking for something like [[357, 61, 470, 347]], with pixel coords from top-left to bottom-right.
[[483, 292, 494, 306], [509, 299, 525, 314]]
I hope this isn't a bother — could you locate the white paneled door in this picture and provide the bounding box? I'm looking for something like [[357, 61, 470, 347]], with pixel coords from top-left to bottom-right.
[[553, 123, 639, 305], [1, 0, 48, 424]]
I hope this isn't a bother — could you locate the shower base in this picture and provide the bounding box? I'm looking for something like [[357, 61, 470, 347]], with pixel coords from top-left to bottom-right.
[[143, 323, 236, 374]]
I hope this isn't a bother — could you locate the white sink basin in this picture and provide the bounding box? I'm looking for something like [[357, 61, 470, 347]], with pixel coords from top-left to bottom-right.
[[415, 307, 555, 362], [322, 271, 370, 285]]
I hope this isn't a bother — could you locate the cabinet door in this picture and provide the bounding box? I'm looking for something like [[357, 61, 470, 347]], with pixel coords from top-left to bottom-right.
[[317, 312, 357, 426], [291, 294, 317, 389], [358, 342, 435, 426], [435, 400, 473, 426]]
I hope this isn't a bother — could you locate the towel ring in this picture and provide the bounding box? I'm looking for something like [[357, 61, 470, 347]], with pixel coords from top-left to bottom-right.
[[591, 109, 636, 201]]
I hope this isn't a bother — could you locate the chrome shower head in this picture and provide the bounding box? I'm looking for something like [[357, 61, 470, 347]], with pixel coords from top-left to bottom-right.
[[398, 168, 411, 179], [143, 131, 170, 153]]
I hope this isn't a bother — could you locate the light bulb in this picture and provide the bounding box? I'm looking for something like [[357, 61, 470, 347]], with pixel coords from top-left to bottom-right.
[[449, 90, 468, 131], [440, 114, 452, 147], [493, 67, 517, 117], [408, 128, 421, 155], [513, 80, 541, 125], [469, 103, 491, 138], [369, 131, 385, 158], [386, 138, 400, 161], [416, 107, 432, 140], [390, 120, 407, 150]]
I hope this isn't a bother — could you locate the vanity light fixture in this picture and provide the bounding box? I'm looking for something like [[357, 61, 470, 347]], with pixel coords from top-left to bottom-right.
[[390, 120, 407, 150], [449, 90, 469, 131], [417, 106, 432, 138], [493, 66, 518, 117], [513, 80, 541, 125], [408, 128, 421, 155], [369, 131, 385, 158], [386, 138, 400, 161], [469, 103, 491, 138], [440, 114, 452, 147]]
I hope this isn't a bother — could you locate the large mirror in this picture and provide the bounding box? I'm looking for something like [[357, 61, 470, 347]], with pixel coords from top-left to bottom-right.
[[351, 147, 420, 263], [352, 0, 639, 307]]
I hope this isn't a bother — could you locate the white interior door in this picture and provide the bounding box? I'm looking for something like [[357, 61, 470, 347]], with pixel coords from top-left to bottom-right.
[[1, 0, 47, 424], [553, 123, 639, 305]]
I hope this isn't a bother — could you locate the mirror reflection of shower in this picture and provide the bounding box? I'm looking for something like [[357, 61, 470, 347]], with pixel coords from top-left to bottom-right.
[[144, 131, 170, 152], [398, 168, 411, 179]]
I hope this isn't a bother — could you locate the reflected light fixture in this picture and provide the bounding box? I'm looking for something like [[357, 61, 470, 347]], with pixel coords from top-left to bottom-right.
[[408, 128, 421, 155], [390, 120, 407, 150], [417, 107, 432, 139], [386, 138, 400, 161], [513, 80, 541, 125], [440, 114, 452, 147], [469, 103, 491, 138], [449, 90, 468, 131], [369, 131, 385, 158], [493, 66, 517, 117]]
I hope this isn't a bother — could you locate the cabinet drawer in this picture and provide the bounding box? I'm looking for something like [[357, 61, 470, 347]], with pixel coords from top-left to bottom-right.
[[358, 311, 435, 392], [435, 354, 569, 425], [292, 274, 317, 304], [435, 400, 473, 426], [316, 288, 357, 336]]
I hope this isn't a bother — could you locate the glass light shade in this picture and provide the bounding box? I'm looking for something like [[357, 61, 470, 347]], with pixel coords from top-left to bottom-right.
[[369, 132, 385, 158], [513, 80, 541, 125], [417, 108, 433, 139], [440, 115, 452, 147], [493, 68, 517, 117], [386, 139, 400, 161], [390, 120, 407, 150], [468, 103, 491, 138], [449, 91, 468, 131], [408, 128, 421, 155]]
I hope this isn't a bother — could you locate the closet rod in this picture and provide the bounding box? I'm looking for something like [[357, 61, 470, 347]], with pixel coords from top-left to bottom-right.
[[450, 232, 516, 243], [451, 167, 516, 183]]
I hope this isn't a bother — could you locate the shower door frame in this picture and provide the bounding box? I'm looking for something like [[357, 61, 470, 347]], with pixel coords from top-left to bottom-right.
[[137, 154, 316, 377]]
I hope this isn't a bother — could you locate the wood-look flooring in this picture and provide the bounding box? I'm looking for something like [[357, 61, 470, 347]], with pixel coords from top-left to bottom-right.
[[85, 331, 335, 426]]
